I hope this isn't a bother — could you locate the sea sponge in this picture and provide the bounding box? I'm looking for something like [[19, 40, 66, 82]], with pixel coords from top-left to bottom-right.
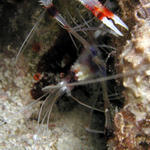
[[108, 1, 150, 149]]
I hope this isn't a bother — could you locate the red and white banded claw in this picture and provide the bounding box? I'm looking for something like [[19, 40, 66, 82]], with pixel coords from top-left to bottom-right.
[[78, 0, 128, 36]]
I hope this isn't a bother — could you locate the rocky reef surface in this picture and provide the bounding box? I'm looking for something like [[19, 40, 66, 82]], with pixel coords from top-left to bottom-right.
[[108, 1, 150, 149]]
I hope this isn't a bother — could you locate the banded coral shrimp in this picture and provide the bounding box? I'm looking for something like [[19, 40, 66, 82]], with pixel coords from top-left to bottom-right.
[[0, 0, 135, 149], [35, 0, 128, 133]]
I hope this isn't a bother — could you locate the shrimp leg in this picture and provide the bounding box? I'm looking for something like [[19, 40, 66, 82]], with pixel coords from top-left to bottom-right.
[[92, 51, 114, 131]]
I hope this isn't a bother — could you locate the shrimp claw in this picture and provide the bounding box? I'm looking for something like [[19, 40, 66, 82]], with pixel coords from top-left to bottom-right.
[[78, 0, 128, 36]]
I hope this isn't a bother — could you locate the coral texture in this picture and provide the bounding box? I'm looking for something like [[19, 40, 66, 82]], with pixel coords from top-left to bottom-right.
[[109, 1, 150, 149]]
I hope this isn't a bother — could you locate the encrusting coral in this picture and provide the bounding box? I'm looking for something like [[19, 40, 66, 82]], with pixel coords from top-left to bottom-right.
[[108, 1, 150, 149]]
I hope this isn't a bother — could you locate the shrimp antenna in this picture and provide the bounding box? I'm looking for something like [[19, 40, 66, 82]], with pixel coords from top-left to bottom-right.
[[70, 95, 104, 112], [42, 64, 150, 90], [15, 10, 46, 64]]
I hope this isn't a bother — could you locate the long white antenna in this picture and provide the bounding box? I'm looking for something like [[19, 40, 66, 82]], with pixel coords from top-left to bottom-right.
[[15, 10, 46, 64]]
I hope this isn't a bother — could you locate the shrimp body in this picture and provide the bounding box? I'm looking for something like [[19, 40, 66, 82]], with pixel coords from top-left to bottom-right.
[[39, 0, 114, 130], [39, 50, 102, 135], [78, 0, 128, 36], [71, 50, 100, 81]]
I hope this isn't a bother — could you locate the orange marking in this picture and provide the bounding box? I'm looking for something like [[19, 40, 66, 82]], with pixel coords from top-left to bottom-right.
[[74, 69, 79, 74], [33, 73, 42, 81], [85, 4, 114, 20], [93, 6, 105, 20], [102, 7, 114, 18]]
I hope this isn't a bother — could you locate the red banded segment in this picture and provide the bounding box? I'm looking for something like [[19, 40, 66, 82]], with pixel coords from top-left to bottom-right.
[[85, 4, 114, 20]]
